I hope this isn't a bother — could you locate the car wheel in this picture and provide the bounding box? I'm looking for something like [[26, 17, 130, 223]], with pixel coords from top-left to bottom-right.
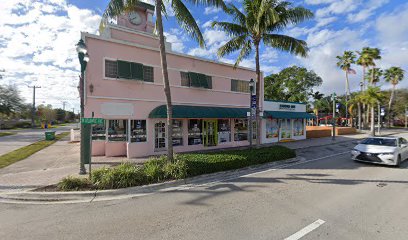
[[396, 155, 402, 167]]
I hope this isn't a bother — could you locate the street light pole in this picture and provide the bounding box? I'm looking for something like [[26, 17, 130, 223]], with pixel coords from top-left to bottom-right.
[[248, 79, 255, 148], [405, 105, 407, 129], [76, 39, 89, 175], [377, 103, 381, 135], [332, 93, 336, 141]]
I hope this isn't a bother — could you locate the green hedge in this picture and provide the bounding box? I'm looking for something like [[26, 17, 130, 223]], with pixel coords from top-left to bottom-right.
[[58, 145, 295, 191], [178, 145, 296, 176]]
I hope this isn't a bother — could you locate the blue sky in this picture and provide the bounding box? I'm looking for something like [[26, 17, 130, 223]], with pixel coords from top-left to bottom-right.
[[0, 0, 407, 111]]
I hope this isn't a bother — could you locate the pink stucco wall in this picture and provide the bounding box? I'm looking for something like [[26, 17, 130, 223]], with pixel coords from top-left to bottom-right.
[[83, 23, 262, 158]]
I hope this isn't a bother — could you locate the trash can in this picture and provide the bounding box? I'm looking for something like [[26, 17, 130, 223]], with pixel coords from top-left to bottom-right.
[[45, 131, 56, 141]]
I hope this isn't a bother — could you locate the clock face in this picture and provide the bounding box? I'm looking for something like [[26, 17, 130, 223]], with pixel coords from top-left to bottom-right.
[[128, 12, 142, 25]]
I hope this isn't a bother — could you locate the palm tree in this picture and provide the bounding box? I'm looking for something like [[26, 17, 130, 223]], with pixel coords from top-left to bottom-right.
[[101, 0, 225, 162], [336, 51, 356, 95], [311, 92, 324, 126], [366, 68, 383, 86], [384, 67, 405, 127], [356, 47, 375, 90], [349, 93, 364, 130], [336, 51, 356, 122], [212, 0, 313, 146], [360, 86, 384, 136]]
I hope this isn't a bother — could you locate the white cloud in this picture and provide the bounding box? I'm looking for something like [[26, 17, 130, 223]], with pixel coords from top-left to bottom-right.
[[315, 0, 361, 18], [204, 6, 222, 15], [304, 0, 336, 5], [299, 27, 369, 94], [374, 3, 408, 89], [347, 0, 389, 23], [0, 0, 101, 110]]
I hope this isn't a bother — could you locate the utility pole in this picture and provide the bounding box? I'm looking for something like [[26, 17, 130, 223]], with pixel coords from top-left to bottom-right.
[[28, 86, 41, 128], [332, 93, 336, 141], [62, 101, 67, 111], [405, 105, 407, 129]]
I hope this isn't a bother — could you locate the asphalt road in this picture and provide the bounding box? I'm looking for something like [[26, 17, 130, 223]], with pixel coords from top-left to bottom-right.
[[0, 123, 77, 155], [0, 133, 407, 240]]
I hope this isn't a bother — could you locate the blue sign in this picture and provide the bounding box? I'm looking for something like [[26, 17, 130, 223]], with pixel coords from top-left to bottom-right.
[[251, 95, 256, 108]]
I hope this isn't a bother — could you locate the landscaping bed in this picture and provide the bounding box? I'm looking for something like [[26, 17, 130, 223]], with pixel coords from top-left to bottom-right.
[[56, 145, 296, 191]]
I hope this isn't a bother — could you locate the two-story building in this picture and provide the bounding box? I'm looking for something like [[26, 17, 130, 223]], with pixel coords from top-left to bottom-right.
[[81, 2, 313, 158]]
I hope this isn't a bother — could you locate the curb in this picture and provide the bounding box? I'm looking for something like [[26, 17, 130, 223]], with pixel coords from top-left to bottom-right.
[[0, 157, 303, 204]]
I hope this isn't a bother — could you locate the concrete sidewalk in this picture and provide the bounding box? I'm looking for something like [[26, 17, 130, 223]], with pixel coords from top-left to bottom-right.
[[0, 129, 401, 193], [0, 137, 134, 192]]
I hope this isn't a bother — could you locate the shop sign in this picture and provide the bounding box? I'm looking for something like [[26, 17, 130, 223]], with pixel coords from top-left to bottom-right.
[[279, 104, 296, 111]]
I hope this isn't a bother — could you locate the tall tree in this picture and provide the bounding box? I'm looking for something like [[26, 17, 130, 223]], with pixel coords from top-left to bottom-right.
[[336, 50, 356, 122], [384, 66, 405, 126], [336, 51, 356, 96], [264, 66, 322, 103], [102, 0, 225, 162], [0, 85, 24, 117], [212, 0, 313, 146], [360, 86, 384, 136], [356, 47, 375, 91], [366, 68, 383, 86]]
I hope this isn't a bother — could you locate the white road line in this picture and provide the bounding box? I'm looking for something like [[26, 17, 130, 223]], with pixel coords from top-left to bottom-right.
[[284, 219, 326, 240]]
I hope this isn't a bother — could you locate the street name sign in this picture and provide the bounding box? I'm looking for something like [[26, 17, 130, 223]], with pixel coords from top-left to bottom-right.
[[81, 118, 104, 125]]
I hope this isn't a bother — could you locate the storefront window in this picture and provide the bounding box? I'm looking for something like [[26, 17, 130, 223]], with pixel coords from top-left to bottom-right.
[[108, 120, 127, 141], [130, 120, 146, 142], [218, 119, 231, 143], [172, 120, 183, 146], [280, 119, 292, 139], [293, 119, 304, 136], [188, 119, 202, 145], [265, 119, 279, 139], [92, 123, 106, 140], [234, 119, 248, 141]]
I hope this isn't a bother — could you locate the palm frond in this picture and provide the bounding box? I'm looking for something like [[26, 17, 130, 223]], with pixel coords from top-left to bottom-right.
[[171, 0, 205, 47], [263, 33, 308, 57], [211, 21, 248, 37], [234, 40, 252, 68], [217, 35, 248, 58]]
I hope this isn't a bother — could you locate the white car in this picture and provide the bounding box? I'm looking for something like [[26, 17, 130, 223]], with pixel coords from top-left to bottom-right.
[[351, 137, 408, 167]]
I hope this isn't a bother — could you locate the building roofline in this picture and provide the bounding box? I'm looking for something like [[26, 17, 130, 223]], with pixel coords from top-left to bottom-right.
[[81, 30, 259, 73], [264, 99, 307, 105]]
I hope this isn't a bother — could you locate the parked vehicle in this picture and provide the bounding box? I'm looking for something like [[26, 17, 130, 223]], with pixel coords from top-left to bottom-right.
[[351, 137, 408, 167]]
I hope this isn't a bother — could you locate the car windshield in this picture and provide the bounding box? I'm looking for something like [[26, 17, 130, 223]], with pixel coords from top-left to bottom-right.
[[360, 138, 397, 147]]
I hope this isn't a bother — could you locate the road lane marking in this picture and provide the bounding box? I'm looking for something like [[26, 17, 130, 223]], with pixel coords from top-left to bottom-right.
[[284, 219, 326, 240]]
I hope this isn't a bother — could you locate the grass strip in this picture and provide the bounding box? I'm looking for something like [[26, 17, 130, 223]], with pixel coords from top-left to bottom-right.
[[0, 132, 16, 137], [0, 132, 69, 169]]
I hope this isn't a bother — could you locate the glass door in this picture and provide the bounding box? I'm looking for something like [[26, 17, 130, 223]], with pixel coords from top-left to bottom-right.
[[280, 119, 292, 140], [154, 121, 166, 150], [203, 120, 218, 147]]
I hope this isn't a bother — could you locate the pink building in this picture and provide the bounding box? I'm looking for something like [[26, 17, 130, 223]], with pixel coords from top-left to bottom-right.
[[81, 3, 313, 158]]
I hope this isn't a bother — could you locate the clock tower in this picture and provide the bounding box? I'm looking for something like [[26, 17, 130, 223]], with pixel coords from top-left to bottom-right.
[[116, 2, 155, 34]]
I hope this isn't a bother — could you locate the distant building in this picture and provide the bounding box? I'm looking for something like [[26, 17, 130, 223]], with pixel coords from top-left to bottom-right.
[[81, 2, 313, 158]]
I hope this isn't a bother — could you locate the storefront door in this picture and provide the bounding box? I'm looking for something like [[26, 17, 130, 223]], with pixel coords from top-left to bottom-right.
[[280, 119, 292, 140], [203, 120, 218, 147], [154, 121, 166, 150]]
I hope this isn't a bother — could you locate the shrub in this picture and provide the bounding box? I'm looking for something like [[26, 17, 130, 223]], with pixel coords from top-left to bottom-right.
[[57, 176, 93, 191], [143, 156, 166, 183], [179, 145, 296, 176], [163, 158, 188, 180], [91, 163, 146, 189]]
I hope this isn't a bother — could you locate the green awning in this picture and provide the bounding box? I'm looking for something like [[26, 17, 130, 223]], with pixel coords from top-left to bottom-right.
[[264, 111, 316, 119], [149, 105, 248, 119]]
